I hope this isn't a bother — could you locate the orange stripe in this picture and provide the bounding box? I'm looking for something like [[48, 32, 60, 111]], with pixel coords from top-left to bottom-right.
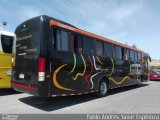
[[49, 20, 144, 53]]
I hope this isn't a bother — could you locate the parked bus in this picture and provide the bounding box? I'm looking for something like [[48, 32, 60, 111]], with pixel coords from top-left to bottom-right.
[[0, 30, 16, 88], [12, 15, 146, 97]]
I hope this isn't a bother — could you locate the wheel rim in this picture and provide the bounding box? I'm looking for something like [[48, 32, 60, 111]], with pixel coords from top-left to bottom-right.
[[100, 82, 107, 95], [137, 76, 141, 84]]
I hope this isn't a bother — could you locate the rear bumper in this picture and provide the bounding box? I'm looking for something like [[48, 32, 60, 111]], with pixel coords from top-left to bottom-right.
[[141, 75, 149, 82], [141, 79, 149, 82], [11, 82, 49, 97], [150, 78, 160, 80]]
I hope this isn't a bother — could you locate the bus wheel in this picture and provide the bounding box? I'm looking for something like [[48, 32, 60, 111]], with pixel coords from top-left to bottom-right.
[[137, 76, 142, 87], [96, 80, 108, 97]]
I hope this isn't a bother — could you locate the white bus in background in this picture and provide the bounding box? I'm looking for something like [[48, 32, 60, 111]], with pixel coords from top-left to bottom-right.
[[0, 30, 16, 88]]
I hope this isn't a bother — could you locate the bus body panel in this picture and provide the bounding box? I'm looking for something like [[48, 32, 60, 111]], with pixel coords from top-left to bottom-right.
[[49, 52, 140, 96], [0, 52, 12, 88]]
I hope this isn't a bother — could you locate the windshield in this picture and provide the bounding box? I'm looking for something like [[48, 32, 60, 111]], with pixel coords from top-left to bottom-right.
[[16, 18, 40, 55], [151, 71, 160, 75], [1, 35, 13, 54]]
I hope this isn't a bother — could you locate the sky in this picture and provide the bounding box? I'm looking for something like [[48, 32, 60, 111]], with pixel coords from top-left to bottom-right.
[[0, 0, 160, 59]]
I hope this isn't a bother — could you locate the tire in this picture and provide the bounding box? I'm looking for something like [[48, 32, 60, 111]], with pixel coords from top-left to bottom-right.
[[136, 76, 142, 87], [96, 80, 109, 97]]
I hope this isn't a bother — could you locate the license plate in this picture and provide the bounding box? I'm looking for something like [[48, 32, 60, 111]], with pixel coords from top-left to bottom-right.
[[153, 75, 158, 77], [19, 74, 25, 79]]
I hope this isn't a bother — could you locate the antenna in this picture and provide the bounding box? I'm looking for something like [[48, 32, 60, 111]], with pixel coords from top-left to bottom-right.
[[2, 21, 7, 31]]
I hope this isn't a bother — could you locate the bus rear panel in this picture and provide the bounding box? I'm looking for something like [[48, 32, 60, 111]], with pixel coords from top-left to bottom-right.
[[12, 16, 50, 96]]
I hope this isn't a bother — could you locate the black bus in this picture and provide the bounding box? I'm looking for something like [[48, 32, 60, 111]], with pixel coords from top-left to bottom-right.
[[12, 15, 146, 97]]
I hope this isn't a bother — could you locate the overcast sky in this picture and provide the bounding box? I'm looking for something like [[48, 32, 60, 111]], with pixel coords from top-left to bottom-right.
[[0, 0, 160, 59]]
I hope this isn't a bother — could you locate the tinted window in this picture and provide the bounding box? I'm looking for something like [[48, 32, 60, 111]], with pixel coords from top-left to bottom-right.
[[52, 29, 60, 50], [1, 35, 13, 53], [69, 33, 82, 53], [138, 52, 142, 62], [104, 42, 114, 58], [122, 48, 127, 60], [95, 40, 103, 56], [134, 51, 138, 61], [83, 36, 94, 54], [126, 49, 130, 60], [61, 30, 68, 51], [16, 19, 40, 55], [57, 30, 61, 50], [130, 50, 135, 61], [115, 45, 122, 59], [52, 29, 69, 51]]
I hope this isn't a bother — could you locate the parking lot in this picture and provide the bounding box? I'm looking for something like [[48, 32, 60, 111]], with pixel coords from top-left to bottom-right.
[[0, 81, 160, 114]]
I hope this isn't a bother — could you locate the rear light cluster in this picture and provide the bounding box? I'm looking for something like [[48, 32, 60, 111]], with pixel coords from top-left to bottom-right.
[[11, 57, 15, 71], [38, 58, 46, 81]]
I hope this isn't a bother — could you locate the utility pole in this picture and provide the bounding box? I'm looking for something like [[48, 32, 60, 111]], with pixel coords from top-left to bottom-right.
[[2, 21, 7, 31]]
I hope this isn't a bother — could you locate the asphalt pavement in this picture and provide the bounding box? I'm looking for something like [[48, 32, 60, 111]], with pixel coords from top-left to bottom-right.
[[0, 81, 160, 114]]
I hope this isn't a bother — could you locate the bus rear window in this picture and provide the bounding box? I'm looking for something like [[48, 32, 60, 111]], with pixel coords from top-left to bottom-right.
[[16, 20, 40, 55], [1, 35, 13, 53]]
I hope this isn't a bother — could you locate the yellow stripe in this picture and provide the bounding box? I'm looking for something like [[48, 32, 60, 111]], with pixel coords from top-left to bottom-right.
[[108, 58, 114, 76], [109, 76, 130, 85], [96, 56, 103, 65], [68, 53, 76, 75], [53, 64, 75, 91], [72, 54, 86, 80], [0, 67, 11, 69]]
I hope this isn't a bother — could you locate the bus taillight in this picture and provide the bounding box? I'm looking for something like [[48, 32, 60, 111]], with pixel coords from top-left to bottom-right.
[[38, 58, 46, 81]]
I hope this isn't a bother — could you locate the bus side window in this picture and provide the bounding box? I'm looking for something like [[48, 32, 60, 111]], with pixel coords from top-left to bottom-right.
[[104, 42, 114, 58], [134, 51, 138, 62], [138, 52, 142, 62], [53, 29, 69, 51], [77, 35, 83, 54], [122, 48, 127, 60], [52, 28, 57, 49], [52, 28, 60, 50], [60, 30, 69, 51], [83, 36, 94, 55], [130, 50, 135, 61], [95, 40, 104, 56], [127, 49, 130, 60], [112, 44, 116, 59], [69, 33, 74, 52], [69, 33, 83, 53], [115, 45, 122, 60]]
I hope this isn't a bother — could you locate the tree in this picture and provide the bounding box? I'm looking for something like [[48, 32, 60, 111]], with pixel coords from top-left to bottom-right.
[[143, 53, 151, 64], [143, 53, 152, 72], [132, 44, 137, 48]]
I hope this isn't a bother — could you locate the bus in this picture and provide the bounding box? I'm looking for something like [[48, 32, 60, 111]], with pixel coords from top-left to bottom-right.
[[12, 15, 147, 97], [0, 30, 16, 88]]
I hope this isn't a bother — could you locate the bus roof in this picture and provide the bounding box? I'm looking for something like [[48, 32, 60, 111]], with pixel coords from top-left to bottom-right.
[[16, 15, 144, 53], [0, 30, 15, 37], [49, 19, 144, 53]]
